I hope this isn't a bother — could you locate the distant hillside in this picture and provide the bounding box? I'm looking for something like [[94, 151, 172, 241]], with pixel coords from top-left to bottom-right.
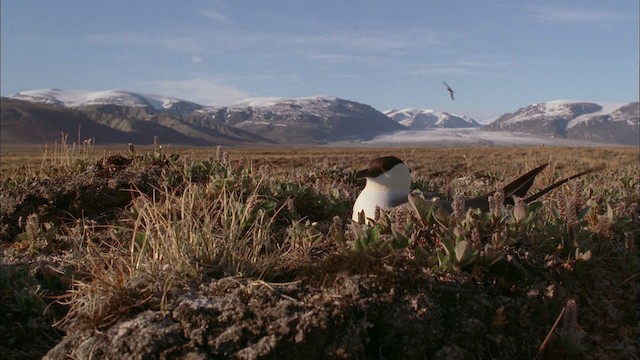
[[566, 102, 639, 145], [11, 88, 204, 116], [5, 89, 637, 146], [192, 96, 405, 143], [6, 90, 404, 145], [1, 98, 127, 145], [482, 101, 639, 145], [384, 108, 479, 129], [1, 97, 271, 146]]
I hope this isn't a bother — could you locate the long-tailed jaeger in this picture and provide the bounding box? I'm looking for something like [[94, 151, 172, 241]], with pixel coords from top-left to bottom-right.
[[443, 81, 455, 101], [352, 156, 598, 222], [352, 156, 411, 222]]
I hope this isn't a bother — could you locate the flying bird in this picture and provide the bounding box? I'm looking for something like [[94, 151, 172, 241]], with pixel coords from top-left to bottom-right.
[[352, 156, 598, 222], [443, 81, 455, 101]]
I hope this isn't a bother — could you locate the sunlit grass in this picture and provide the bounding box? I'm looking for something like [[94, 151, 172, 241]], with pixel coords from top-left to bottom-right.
[[1, 140, 638, 358]]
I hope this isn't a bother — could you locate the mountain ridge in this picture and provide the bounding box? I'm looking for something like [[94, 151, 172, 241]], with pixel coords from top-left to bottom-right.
[[3, 90, 405, 145], [192, 96, 404, 143], [481, 100, 638, 145], [384, 108, 480, 129], [4, 89, 638, 146], [12, 88, 202, 112], [1, 97, 272, 146]]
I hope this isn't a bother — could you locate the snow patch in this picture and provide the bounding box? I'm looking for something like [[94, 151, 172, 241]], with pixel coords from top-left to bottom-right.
[[496, 100, 633, 128], [385, 108, 479, 129], [233, 97, 286, 107], [361, 128, 612, 147], [11, 88, 194, 110], [232, 95, 339, 108], [567, 102, 627, 128]]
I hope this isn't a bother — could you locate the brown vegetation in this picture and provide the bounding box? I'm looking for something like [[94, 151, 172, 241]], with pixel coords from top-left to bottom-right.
[[1, 141, 638, 359]]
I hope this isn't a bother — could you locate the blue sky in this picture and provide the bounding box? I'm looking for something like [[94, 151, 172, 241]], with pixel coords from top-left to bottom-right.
[[1, 0, 638, 120]]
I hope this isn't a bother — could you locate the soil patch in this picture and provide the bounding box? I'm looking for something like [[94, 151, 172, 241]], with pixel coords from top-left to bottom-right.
[[2, 154, 638, 359]]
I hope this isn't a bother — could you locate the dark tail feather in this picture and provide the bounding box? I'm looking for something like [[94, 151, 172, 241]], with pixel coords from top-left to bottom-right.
[[524, 167, 603, 204], [503, 163, 549, 199], [466, 163, 549, 210]]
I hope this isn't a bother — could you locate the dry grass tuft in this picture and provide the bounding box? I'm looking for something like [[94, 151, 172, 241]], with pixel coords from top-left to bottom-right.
[[1, 142, 638, 358]]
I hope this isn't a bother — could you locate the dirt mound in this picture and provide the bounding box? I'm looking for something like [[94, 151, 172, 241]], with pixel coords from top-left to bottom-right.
[[1, 156, 163, 241], [2, 151, 638, 359], [44, 266, 557, 360]]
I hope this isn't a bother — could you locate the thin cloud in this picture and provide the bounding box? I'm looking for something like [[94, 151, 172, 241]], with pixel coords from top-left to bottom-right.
[[88, 27, 446, 55], [197, 9, 233, 25], [408, 59, 514, 76], [84, 27, 451, 72], [525, 5, 629, 22], [142, 78, 249, 106], [306, 52, 357, 64], [85, 33, 148, 47], [305, 51, 395, 67], [285, 28, 445, 53], [410, 66, 467, 75], [85, 33, 203, 53]]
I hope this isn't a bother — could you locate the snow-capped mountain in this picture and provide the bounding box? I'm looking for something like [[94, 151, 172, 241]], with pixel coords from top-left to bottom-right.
[[5, 89, 637, 146], [190, 95, 404, 143], [11, 88, 203, 116], [384, 108, 480, 129], [5, 90, 403, 145], [2, 91, 267, 146], [482, 100, 639, 145], [565, 102, 639, 128]]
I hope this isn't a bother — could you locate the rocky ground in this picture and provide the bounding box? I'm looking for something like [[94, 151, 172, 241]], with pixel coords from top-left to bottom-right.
[[1, 154, 638, 359]]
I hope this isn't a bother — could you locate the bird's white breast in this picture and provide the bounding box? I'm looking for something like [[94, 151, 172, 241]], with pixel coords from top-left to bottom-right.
[[352, 164, 411, 221]]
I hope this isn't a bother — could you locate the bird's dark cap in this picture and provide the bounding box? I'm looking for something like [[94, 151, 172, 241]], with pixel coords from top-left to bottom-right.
[[356, 156, 405, 178]]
